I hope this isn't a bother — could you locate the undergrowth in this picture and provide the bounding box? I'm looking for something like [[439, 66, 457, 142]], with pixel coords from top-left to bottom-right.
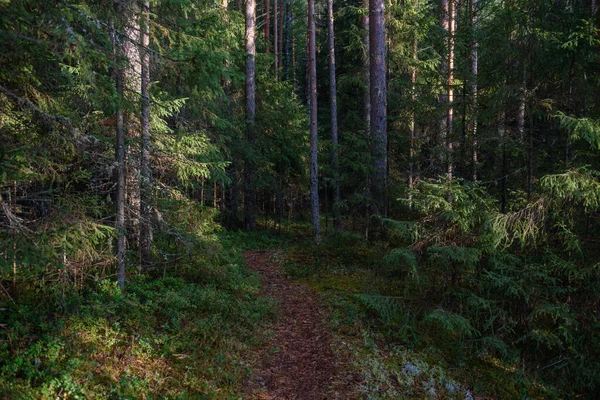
[[0, 199, 275, 399], [285, 223, 563, 399]]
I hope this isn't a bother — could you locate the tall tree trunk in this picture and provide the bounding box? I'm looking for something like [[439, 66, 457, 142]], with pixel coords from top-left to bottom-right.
[[500, 109, 508, 213], [284, 0, 292, 80], [370, 0, 387, 216], [244, 0, 257, 231], [278, 0, 284, 71], [265, 0, 270, 53], [565, 57, 574, 166], [518, 72, 526, 143], [274, 0, 279, 79], [291, 8, 296, 89], [518, 78, 526, 195], [409, 37, 418, 206], [111, 14, 126, 291], [527, 108, 534, 199], [308, 0, 320, 242], [327, 0, 340, 229], [471, 0, 479, 181], [362, 0, 370, 136], [119, 0, 142, 252], [139, 1, 152, 267], [447, 0, 455, 180]]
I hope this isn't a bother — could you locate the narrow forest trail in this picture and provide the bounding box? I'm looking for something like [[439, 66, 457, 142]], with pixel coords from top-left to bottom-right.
[[243, 250, 357, 399]]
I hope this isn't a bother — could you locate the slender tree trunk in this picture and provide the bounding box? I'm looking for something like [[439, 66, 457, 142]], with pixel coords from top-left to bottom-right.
[[518, 72, 526, 144], [528, 109, 534, 199], [265, 0, 270, 53], [274, 0, 279, 79], [362, 0, 370, 135], [439, 0, 448, 176], [327, 0, 341, 230], [409, 37, 418, 206], [471, 0, 479, 181], [565, 57, 574, 166], [139, 1, 152, 267], [291, 8, 296, 89], [308, 0, 320, 242], [244, 0, 257, 231], [122, 0, 141, 235], [500, 109, 508, 213], [447, 0, 456, 180], [112, 16, 126, 291], [284, 0, 292, 81], [370, 0, 387, 216], [213, 181, 217, 208], [278, 0, 284, 71], [201, 178, 205, 205]]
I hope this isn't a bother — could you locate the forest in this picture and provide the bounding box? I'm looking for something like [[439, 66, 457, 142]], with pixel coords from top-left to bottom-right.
[[1, 0, 600, 398]]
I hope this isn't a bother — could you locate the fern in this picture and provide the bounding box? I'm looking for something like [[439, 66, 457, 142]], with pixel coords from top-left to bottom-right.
[[356, 294, 404, 323], [423, 309, 480, 339]]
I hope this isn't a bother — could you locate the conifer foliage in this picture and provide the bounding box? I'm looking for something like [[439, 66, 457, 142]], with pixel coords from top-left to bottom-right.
[[1, 0, 600, 397]]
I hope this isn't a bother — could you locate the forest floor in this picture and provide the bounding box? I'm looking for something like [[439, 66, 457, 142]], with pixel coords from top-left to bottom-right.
[[243, 250, 361, 399]]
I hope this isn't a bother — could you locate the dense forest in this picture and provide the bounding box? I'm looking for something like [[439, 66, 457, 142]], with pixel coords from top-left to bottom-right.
[[1, 0, 600, 398]]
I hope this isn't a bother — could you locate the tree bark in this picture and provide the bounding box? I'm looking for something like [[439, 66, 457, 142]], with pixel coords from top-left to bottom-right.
[[139, 1, 152, 267], [409, 37, 418, 206], [370, 0, 387, 216], [327, 0, 340, 229], [244, 0, 257, 231], [284, 0, 292, 81], [278, 0, 284, 71], [265, 0, 270, 53], [119, 0, 142, 251], [447, 0, 455, 180], [471, 0, 479, 181], [500, 109, 507, 213], [362, 0, 370, 136], [111, 14, 126, 291], [308, 0, 320, 242], [274, 0, 279, 79], [291, 8, 296, 89]]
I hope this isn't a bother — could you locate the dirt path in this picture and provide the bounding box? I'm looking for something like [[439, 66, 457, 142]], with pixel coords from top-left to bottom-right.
[[244, 250, 348, 399]]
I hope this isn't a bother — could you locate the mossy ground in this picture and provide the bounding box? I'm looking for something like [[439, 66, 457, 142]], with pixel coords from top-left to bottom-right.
[[282, 225, 558, 399], [0, 229, 276, 399]]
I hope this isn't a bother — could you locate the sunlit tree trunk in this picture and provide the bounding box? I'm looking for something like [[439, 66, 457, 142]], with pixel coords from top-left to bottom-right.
[[139, 1, 152, 267], [244, 0, 257, 231], [121, 0, 141, 246], [370, 0, 387, 216], [308, 0, 320, 241], [327, 0, 340, 229], [447, 0, 455, 180]]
